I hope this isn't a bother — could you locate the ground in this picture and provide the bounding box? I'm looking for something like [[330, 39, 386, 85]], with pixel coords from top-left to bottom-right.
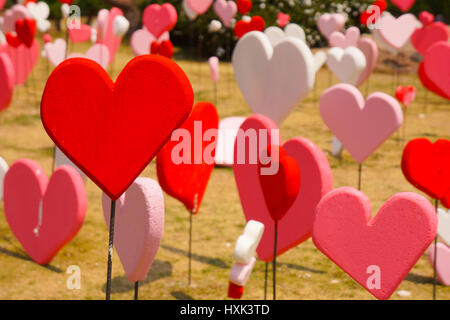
[[0, 36, 449, 300]]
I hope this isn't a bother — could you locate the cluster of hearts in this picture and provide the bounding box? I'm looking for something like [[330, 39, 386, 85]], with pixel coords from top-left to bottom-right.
[[0, 0, 449, 301]]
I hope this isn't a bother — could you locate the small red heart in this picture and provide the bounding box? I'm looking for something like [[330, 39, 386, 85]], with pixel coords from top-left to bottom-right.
[[151, 40, 174, 59], [41, 55, 194, 200], [418, 62, 450, 99], [236, 0, 252, 15], [5, 33, 22, 48], [401, 138, 450, 200], [15, 18, 36, 48], [234, 16, 265, 38], [258, 145, 301, 221], [157, 102, 219, 214], [228, 281, 244, 299], [395, 85, 416, 107], [419, 11, 434, 26]]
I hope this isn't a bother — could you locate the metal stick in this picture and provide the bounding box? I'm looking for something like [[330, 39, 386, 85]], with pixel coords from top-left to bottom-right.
[[358, 163, 362, 191], [264, 262, 268, 300], [273, 220, 278, 300], [188, 211, 193, 286], [134, 281, 139, 300], [106, 200, 116, 300], [433, 199, 438, 300]]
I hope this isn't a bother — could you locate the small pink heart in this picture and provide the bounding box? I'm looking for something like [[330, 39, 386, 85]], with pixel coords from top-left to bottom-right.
[[320, 84, 403, 163], [213, 0, 237, 28], [187, 0, 213, 15], [317, 13, 346, 39], [313, 187, 437, 300], [233, 114, 333, 261], [208, 56, 219, 83], [3, 39, 39, 85], [68, 24, 91, 43], [411, 22, 449, 56], [329, 26, 360, 49], [391, 0, 415, 12], [277, 12, 290, 28], [0, 53, 15, 112], [3, 159, 87, 265], [68, 44, 110, 69], [102, 178, 164, 282], [44, 38, 66, 67], [378, 13, 418, 50], [428, 242, 450, 286], [424, 42, 450, 98], [142, 3, 177, 39], [356, 38, 378, 87], [130, 27, 170, 56]]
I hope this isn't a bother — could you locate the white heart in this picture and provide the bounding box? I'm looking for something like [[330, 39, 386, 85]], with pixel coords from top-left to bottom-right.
[[37, 19, 51, 32], [233, 220, 264, 264], [61, 3, 70, 18], [27, 2, 49, 20], [54, 147, 87, 183], [264, 23, 305, 47], [113, 15, 129, 37], [232, 31, 315, 124], [326, 46, 366, 85], [332, 135, 344, 158], [0, 157, 8, 201], [314, 50, 327, 73], [438, 208, 450, 247]]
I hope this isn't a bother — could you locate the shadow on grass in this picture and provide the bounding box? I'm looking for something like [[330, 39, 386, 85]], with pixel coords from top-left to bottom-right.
[[0, 246, 63, 273], [161, 244, 228, 269], [101, 260, 172, 294], [278, 262, 325, 274], [171, 291, 195, 300], [405, 272, 434, 285]]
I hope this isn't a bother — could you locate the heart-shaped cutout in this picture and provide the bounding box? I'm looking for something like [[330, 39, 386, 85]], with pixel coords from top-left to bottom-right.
[[377, 13, 418, 50], [69, 24, 91, 43], [234, 16, 265, 38], [428, 242, 450, 286], [317, 13, 346, 39], [3, 39, 39, 85], [213, 0, 237, 28], [264, 23, 305, 47], [411, 22, 448, 56], [0, 52, 15, 111], [356, 38, 378, 87], [142, 3, 177, 39], [391, 0, 415, 12], [187, 0, 213, 14], [329, 27, 360, 49], [326, 46, 366, 85], [237, 0, 252, 15], [44, 38, 66, 67], [395, 85, 416, 107], [15, 18, 36, 48]]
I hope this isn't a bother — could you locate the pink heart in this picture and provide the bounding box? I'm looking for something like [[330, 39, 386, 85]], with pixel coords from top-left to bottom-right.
[[428, 242, 450, 286], [0, 53, 15, 112], [187, 0, 213, 15], [96, 7, 123, 63], [233, 114, 333, 261], [3, 39, 39, 85], [356, 38, 378, 87], [68, 43, 110, 69], [317, 13, 346, 39], [320, 84, 403, 163], [277, 12, 290, 28], [130, 27, 170, 56], [44, 38, 66, 67], [213, 0, 237, 28], [378, 14, 418, 50], [208, 56, 219, 83], [313, 187, 437, 300], [102, 178, 164, 282], [391, 0, 415, 12], [411, 22, 449, 56], [0, 4, 31, 33], [329, 27, 360, 49], [68, 24, 91, 43], [424, 42, 450, 98], [3, 159, 87, 265], [142, 3, 177, 39]]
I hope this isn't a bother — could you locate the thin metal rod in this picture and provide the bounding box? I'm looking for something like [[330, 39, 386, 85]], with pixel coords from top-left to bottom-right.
[[273, 220, 278, 300], [264, 262, 268, 300], [106, 200, 116, 300], [358, 163, 362, 191], [433, 199, 438, 300], [214, 82, 218, 107], [134, 281, 139, 300], [188, 211, 193, 286]]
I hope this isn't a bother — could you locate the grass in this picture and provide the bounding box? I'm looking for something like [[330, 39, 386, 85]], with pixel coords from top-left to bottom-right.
[[0, 36, 449, 300]]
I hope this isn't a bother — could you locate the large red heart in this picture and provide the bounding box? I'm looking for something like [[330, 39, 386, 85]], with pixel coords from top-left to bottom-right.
[[401, 138, 450, 200], [236, 0, 252, 15], [157, 102, 219, 214], [3, 159, 87, 265], [150, 40, 174, 59], [313, 187, 437, 300], [411, 22, 449, 56], [395, 85, 416, 107], [423, 42, 450, 99], [15, 18, 36, 48], [41, 55, 194, 200], [418, 62, 450, 99], [258, 145, 301, 221], [234, 16, 265, 38]]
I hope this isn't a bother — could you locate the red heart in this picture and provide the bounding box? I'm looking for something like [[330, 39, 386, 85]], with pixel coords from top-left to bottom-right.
[[395, 85, 416, 107], [15, 19, 36, 48], [157, 102, 219, 214], [258, 145, 301, 221], [418, 62, 450, 99], [41, 55, 194, 200], [411, 22, 449, 56], [236, 0, 252, 15], [150, 40, 174, 59], [360, 0, 386, 26], [401, 138, 450, 200], [3, 159, 87, 265], [423, 42, 450, 99], [5, 33, 22, 48], [234, 16, 265, 39], [442, 192, 450, 209], [419, 11, 434, 26]]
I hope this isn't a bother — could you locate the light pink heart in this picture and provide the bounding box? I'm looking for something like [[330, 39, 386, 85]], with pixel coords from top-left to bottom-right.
[[1, 4, 31, 33], [424, 42, 450, 99], [317, 13, 346, 39], [96, 7, 123, 63], [69, 24, 91, 43], [130, 27, 170, 57], [208, 56, 219, 83], [429, 242, 450, 286], [3, 40, 39, 85], [329, 27, 360, 49], [68, 43, 110, 69], [0, 53, 15, 112], [233, 114, 333, 261], [102, 178, 164, 282], [44, 38, 67, 67], [391, 0, 415, 12], [319, 83, 403, 163], [142, 3, 178, 39], [356, 38, 378, 87], [378, 13, 418, 50], [187, 0, 213, 15], [213, 0, 237, 28]]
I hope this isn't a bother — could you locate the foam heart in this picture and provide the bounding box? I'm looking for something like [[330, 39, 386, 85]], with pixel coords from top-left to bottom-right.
[[4, 39, 39, 85], [142, 3, 177, 39], [395, 85, 416, 107], [229, 257, 256, 286], [27, 1, 49, 32], [326, 46, 366, 85], [419, 11, 434, 26], [237, 0, 252, 15], [317, 13, 346, 39], [232, 31, 314, 124], [233, 114, 333, 261], [0, 53, 15, 111], [54, 147, 87, 183], [213, 0, 237, 28], [411, 22, 448, 56], [215, 116, 246, 167], [356, 38, 378, 87], [156, 102, 219, 214], [68, 44, 110, 69], [69, 24, 91, 43], [313, 187, 437, 300], [41, 55, 194, 201], [96, 7, 124, 63], [320, 83, 403, 163], [264, 23, 305, 47], [391, 0, 415, 12], [208, 56, 219, 83], [423, 42, 450, 99], [234, 16, 265, 38], [130, 28, 170, 56], [314, 50, 327, 73], [102, 178, 164, 282], [401, 138, 450, 200], [60, 3, 69, 18], [1, 4, 31, 33], [3, 159, 87, 265], [277, 12, 290, 28], [377, 13, 418, 50], [113, 15, 129, 37], [15, 18, 36, 48], [5, 33, 22, 47], [418, 62, 450, 100], [233, 220, 264, 263], [0, 157, 8, 201], [329, 27, 360, 49], [438, 208, 450, 247], [428, 242, 450, 286], [372, 25, 398, 56], [187, 0, 212, 15], [150, 40, 173, 59], [44, 38, 66, 67], [182, 0, 198, 21]]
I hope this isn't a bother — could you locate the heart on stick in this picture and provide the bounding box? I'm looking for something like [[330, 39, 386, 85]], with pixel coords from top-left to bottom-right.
[[208, 56, 219, 83], [187, 0, 213, 15], [3, 159, 87, 265], [150, 40, 174, 59], [317, 13, 346, 39], [213, 0, 237, 28], [142, 3, 177, 39], [233, 114, 333, 261], [264, 23, 305, 47], [277, 12, 290, 28], [232, 31, 314, 124], [313, 187, 437, 300], [234, 16, 265, 38], [41, 55, 194, 201], [377, 13, 418, 50], [320, 83, 403, 163], [438, 208, 450, 247], [15, 18, 36, 48], [44, 38, 66, 67], [419, 11, 434, 26], [102, 178, 164, 282], [329, 27, 360, 49], [157, 102, 219, 214], [423, 42, 450, 99], [0, 53, 15, 112], [418, 62, 450, 100], [237, 0, 252, 15], [395, 85, 416, 107], [411, 21, 448, 56], [326, 46, 366, 85], [428, 243, 450, 286]]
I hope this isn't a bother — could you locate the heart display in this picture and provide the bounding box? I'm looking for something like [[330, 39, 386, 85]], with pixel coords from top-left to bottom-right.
[[69, 24, 91, 43], [329, 27, 360, 49], [418, 62, 450, 100], [391, 0, 415, 12], [438, 208, 450, 247], [326, 46, 366, 85], [0, 157, 8, 201], [182, 0, 198, 20], [41, 55, 194, 201], [44, 38, 66, 67], [317, 13, 346, 39], [215, 116, 246, 167], [113, 15, 130, 37], [3, 39, 39, 85], [237, 0, 252, 15], [150, 40, 174, 59], [0, 53, 15, 111], [264, 23, 305, 47], [277, 12, 290, 28], [187, 0, 212, 14], [428, 243, 450, 286], [320, 84, 403, 163], [401, 138, 450, 200], [411, 22, 448, 56], [3, 159, 87, 265], [234, 16, 265, 38], [232, 31, 314, 124], [233, 114, 333, 261], [142, 3, 177, 39], [130, 28, 170, 57], [15, 18, 36, 48], [68, 44, 110, 69], [208, 56, 219, 83], [356, 38, 378, 87], [156, 102, 219, 214], [102, 178, 164, 282], [423, 42, 450, 99], [395, 85, 416, 107], [377, 13, 418, 50], [313, 187, 437, 300], [213, 0, 237, 28]]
